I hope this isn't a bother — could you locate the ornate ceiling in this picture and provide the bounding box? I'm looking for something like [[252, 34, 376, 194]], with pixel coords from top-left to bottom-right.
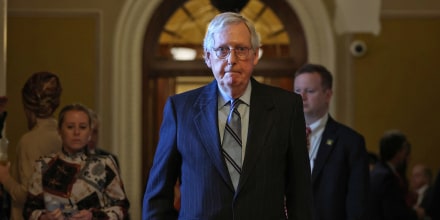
[[159, 0, 289, 45]]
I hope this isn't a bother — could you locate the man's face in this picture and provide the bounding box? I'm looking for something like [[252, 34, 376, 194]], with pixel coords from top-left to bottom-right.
[[294, 72, 332, 121], [205, 22, 259, 98], [395, 146, 409, 167], [411, 165, 428, 190]]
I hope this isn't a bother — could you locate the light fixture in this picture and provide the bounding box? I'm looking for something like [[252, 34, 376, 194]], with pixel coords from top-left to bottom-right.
[[170, 47, 197, 61]]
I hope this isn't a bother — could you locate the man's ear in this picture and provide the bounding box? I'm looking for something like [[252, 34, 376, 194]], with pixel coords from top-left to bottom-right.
[[204, 52, 212, 68], [325, 89, 333, 103]]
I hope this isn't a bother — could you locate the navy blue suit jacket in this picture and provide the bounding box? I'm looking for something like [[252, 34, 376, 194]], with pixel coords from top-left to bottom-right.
[[368, 162, 418, 220], [311, 116, 369, 220], [142, 78, 313, 220]]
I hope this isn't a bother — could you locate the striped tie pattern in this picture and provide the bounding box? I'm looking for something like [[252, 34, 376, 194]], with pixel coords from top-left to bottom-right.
[[222, 99, 243, 189]]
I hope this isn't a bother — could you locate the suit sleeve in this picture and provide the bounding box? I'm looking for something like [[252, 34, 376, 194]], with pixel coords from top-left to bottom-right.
[[285, 95, 314, 220], [382, 174, 418, 220], [142, 98, 180, 220], [345, 134, 369, 220]]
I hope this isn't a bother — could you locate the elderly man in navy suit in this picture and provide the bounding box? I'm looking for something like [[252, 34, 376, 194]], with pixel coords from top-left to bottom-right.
[[294, 63, 369, 220], [142, 12, 313, 220]]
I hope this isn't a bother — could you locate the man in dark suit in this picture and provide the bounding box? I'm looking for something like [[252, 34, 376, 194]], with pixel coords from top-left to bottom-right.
[[368, 130, 424, 220], [427, 169, 440, 220], [410, 163, 433, 212], [142, 12, 313, 220], [293, 63, 369, 220]]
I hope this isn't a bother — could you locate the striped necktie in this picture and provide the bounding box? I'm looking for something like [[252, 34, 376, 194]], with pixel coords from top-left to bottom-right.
[[222, 99, 243, 189]]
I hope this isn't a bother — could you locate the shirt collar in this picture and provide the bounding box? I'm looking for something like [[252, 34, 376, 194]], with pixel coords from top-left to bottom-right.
[[308, 113, 328, 133], [218, 82, 252, 108], [386, 162, 398, 174], [62, 146, 88, 159], [417, 184, 429, 195]]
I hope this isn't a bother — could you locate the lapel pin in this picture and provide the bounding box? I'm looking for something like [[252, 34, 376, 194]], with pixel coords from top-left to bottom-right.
[[326, 139, 333, 146]]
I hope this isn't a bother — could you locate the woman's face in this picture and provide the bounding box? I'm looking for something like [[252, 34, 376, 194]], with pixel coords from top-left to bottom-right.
[[58, 110, 91, 154]]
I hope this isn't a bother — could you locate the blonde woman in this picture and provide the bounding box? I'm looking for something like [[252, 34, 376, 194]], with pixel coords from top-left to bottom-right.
[[24, 104, 129, 220]]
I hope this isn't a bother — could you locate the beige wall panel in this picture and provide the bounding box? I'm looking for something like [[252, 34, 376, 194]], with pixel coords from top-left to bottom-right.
[[6, 15, 97, 160], [353, 17, 440, 174]]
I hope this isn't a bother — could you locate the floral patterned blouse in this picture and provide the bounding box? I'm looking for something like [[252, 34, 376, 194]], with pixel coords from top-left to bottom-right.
[[23, 149, 129, 219]]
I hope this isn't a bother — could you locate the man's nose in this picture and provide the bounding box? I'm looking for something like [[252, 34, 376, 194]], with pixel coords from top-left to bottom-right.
[[227, 49, 238, 64]]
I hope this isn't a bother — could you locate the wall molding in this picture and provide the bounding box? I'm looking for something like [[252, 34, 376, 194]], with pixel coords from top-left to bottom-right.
[[382, 9, 440, 18]]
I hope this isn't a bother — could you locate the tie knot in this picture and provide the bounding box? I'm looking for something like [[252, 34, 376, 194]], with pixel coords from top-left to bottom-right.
[[306, 126, 312, 136], [230, 99, 242, 110]]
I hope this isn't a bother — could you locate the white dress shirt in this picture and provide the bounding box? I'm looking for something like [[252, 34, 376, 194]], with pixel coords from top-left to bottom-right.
[[308, 114, 329, 172]]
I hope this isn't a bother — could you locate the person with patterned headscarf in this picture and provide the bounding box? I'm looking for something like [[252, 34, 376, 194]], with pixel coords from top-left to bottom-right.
[[0, 71, 62, 220]]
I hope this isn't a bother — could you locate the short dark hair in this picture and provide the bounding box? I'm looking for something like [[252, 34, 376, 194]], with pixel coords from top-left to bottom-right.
[[295, 63, 333, 90], [379, 130, 411, 162]]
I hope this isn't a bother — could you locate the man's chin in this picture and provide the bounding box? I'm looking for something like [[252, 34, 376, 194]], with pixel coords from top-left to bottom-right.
[[224, 77, 242, 87]]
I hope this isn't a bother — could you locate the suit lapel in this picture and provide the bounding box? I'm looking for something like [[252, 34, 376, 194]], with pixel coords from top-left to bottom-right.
[[238, 79, 275, 192], [312, 116, 338, 183], [193, 81, 234, 189]]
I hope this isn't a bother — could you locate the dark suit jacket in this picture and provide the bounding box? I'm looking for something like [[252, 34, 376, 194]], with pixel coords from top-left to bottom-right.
[[427, 170, 440, 220], [368, 162, 418, 220], [142, 78, 313, 220], [311, 116, 369, 220], [419, 185, 433, 211]]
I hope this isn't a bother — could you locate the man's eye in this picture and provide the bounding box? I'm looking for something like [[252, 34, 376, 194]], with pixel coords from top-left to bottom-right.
[[219, 47, 229, 52], [236, 47, 246, 52]]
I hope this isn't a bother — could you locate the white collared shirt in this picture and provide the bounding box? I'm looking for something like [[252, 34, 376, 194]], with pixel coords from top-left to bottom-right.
[[416, 184, 429, 206], [308, 114, 329, 172]]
